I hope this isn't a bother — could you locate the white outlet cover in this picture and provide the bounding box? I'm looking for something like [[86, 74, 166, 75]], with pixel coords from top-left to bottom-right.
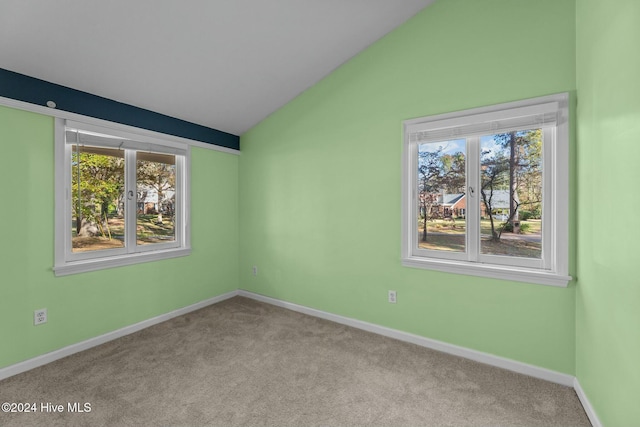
[[388, 291, 397, 303], [34, 308, 47, 325]]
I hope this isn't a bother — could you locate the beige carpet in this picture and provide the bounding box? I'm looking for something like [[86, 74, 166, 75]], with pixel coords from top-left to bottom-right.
[[0, 296, 590, 426]]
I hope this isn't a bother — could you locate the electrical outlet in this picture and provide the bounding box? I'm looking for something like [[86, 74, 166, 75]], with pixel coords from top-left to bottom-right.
[[388, 290, 397, 304], [252, 266, 258, 276], [34, 308, 47, 325]]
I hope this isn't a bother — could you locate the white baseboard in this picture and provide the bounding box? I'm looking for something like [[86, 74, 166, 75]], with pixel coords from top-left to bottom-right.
[[238, 290, 575, 387], [574, 377, 603, 427], [0, 290, 239, 381], [2, 288, 599, 426]]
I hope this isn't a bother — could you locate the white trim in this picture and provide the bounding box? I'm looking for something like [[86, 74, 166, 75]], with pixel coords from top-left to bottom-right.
[[54, 118, 67, 269], [0, 95, 240, 155], [54, 118, 192, 275], [65, 121, 188, 155], [53, 247, 192, 276], [574, 377, 603, 427], [404, 95, 563, 128], [467, 138, 480, 260], [238, 290, 575, 386], [1, 288, 597, 422], [406, 102, 559, 142], [400, 131, 412, 264], [402, 93, 570, 286], [554, 97, 570, 276], [402, 257, 571, 287], [0, 291, 239, 381]]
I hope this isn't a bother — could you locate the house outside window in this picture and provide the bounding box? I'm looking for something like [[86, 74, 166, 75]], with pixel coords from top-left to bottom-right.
[[54, 119, 191, 276], [402, 94, 570, 287]]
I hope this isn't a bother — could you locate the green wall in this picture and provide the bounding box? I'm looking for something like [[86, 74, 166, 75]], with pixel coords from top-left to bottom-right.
[[239, 0, 577, 374], [0, 105, 239, 369], [7, 1, 640, 423], [576, 0, 640, 424]]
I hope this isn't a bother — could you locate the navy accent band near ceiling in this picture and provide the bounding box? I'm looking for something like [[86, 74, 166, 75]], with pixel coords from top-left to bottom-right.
[[0, 68, 239, 150]]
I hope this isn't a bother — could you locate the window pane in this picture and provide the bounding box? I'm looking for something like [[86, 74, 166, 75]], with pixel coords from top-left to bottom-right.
[[71, 145, 125, 252], [417, 139, 466, 252], [480, 130, 542, 259], [136, 153, 176, 245]]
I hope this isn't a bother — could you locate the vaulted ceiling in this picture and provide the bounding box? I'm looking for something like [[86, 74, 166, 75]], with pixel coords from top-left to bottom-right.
[[1, 0, 434, 135]]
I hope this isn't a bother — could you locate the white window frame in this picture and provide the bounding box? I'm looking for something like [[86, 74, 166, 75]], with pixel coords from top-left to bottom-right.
[[402, 93, 571, 287], [54, 118, 191, 276]]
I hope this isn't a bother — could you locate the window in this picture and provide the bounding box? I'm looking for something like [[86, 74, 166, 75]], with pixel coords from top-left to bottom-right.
[[54, 119, 190, 275], [402, 94, 570, 286]]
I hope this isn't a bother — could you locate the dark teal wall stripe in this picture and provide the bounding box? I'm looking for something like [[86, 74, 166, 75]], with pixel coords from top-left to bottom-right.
[[0, 68, 239, 150]]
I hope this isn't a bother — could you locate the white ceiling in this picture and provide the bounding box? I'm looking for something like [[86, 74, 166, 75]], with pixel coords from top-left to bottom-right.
[[0, 0, 433, 135]]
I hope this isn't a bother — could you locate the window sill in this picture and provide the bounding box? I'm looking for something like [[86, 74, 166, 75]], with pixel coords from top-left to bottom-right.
[[53, 247, 191, 276], [402, 256, 572, 287]]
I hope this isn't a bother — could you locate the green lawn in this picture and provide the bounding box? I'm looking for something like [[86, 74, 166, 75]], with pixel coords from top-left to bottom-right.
[[420, 218, 541, 235], [417, 218, 542, 258], [72, 214, 175, 252]]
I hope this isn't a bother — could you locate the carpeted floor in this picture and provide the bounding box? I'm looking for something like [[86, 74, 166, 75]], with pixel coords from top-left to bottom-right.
[[0, 296, 590, 426]]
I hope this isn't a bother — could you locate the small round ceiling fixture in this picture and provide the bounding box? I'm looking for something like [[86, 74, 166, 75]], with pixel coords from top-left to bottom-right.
[[46, 100, 57, 108]]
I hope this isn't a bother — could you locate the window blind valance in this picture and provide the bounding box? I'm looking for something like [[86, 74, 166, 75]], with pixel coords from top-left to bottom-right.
[[64, 120, 187, 156], [407, 102, 559, 143]]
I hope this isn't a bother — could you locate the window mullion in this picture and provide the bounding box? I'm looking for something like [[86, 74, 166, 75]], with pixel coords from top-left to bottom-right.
[[174, 155, 183, 246], [542, 128, 553, 270], [466, 137, 480, 262], [124, 150, 137, 253]]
